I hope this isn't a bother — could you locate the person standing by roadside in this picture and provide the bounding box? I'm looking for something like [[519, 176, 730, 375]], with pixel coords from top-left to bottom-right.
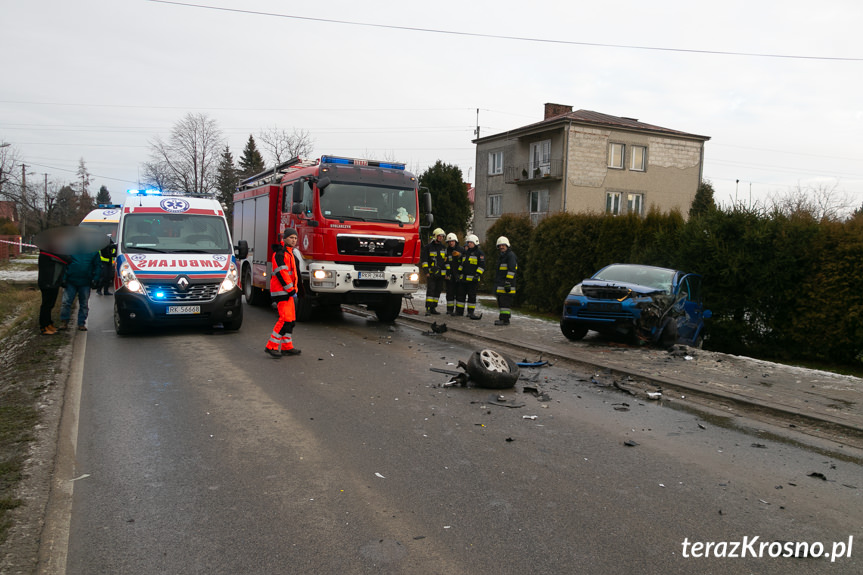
[[265, 228, 302, 358], [494, 236, 517, 326], [37, 249, 69, 335], [58, 244, 101, 331], [420, 227, 447, 315], [455, 234, 484, 319], [96, 235, 116, 295], [443, 232, 461, 315]]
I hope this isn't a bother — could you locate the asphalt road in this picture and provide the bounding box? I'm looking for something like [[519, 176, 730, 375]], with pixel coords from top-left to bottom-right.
[[50, 296, 862, 574]]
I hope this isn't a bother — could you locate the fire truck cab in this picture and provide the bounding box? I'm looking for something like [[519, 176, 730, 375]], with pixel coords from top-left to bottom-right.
[[233, 155, 432, 322]]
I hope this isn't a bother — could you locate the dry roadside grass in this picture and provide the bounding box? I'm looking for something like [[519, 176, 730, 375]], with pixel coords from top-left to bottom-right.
[[0, 272, 75, 573]]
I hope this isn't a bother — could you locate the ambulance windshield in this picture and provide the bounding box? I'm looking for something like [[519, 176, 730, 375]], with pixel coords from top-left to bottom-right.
[[319, 184, 417, 223], [121, 214, 231, 254]]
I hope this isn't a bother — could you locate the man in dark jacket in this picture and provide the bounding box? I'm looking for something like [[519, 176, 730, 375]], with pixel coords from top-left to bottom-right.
[[37, 249, 69, 335], [493, 236, 517, 326], [58, 246, 101, 331], [96, 236, 116, 295]]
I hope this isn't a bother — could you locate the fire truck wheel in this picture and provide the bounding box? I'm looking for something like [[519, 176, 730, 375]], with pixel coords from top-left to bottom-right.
[[295, 292, 314, 322], [374, 294, 403, 323], [243, 265, 267, 306], [465, 349, 520, 389]]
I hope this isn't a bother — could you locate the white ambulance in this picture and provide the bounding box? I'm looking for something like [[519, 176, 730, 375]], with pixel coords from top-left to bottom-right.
[[113, 190, 247, 334], [79, 204, 122, 239]]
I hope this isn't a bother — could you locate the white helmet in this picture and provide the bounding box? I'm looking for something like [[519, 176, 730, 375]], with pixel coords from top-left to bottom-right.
[[432, 228, 445, 238], [445, 233, 458, 242], [496, 236, 510, 247], [465, 234, 479, 245]]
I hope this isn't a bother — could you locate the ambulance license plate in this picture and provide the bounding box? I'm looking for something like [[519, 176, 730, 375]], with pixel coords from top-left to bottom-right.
[[167, 305, 201, 315], [358, 271, 386, 280]]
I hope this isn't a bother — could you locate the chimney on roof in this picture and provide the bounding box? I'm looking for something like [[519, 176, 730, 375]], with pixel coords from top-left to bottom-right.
[[544, 103, 573, 120]]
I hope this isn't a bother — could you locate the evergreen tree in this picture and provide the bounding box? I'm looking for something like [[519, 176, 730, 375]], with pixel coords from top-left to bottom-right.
[[418, 160, 470, 238], [238, 135, 266, 181], [215, 146, 239, 223], [689, 180, 717, 218], [96, 185, 112, 205], [52, 185, 78, 226]]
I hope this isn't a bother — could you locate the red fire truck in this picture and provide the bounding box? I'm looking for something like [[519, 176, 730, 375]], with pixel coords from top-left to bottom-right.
[[233, 155, 432, 322]]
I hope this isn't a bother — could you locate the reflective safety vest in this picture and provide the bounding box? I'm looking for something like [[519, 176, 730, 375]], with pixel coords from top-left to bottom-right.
[[270, 243, 298, 302]]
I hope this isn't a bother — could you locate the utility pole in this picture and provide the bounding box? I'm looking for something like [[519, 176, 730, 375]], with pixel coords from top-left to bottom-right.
[[21, 164, 28, 239]]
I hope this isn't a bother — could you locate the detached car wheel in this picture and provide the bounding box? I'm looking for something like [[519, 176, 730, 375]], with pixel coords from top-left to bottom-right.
[[466, 349, 520, 389]]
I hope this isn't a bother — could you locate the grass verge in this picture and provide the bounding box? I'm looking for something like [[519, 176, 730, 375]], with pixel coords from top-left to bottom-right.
[[0, 280, 71, 547]]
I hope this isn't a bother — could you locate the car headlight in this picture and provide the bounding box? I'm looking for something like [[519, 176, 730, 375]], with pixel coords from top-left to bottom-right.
[[569, 284, 584, 296], [119, 261, 144, 294], [218, 262, 239, 294]]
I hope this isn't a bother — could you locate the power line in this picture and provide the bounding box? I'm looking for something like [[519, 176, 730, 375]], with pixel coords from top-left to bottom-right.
[[147, 0, 863, 62]]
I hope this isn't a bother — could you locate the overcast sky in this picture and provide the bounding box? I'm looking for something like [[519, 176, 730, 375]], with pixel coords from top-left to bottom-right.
[[2, 0, 862, 213]]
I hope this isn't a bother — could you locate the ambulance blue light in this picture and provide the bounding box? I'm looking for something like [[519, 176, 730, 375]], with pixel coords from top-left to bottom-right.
[[126, 188, 163, 196], [155, 291, 166, 299]]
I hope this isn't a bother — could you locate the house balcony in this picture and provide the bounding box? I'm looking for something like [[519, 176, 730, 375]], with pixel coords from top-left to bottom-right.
[[504, 159, 563, 185]]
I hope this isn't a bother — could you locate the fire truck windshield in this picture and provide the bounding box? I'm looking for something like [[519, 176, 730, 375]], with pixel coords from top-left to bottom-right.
[[121, 214, 231, 254], [319, 183, 417, 223]]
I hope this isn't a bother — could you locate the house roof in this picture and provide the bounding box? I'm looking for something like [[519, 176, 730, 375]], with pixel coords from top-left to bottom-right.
[[474, 109, 710, 143]]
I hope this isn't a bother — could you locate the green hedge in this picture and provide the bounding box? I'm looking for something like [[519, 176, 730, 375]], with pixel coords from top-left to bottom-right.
[[479, 208, 863, 365]]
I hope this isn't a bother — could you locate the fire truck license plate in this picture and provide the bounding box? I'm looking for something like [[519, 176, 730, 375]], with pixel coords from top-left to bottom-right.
[[358, 272, 386, 280], [167, 305, 201, 315]]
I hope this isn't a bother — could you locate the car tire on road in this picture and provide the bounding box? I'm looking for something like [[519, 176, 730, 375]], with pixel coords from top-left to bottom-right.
[[560, 319, 589, 341], [465, 349, 520, 389]]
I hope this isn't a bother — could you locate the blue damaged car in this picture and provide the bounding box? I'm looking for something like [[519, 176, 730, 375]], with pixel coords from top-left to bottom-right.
[[560, 263, 711, 348]]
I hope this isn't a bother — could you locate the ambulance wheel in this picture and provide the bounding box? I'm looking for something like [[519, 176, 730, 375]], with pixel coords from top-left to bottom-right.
[[243, 265, 267, 306], [465, 349, 520, 389], [223, 306, 243, 331], [374, 294, 403, 323], [114, 302, 134, 335]]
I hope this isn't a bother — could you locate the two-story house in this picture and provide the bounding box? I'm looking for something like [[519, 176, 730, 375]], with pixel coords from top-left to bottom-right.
[[472, 103, 710, 241]]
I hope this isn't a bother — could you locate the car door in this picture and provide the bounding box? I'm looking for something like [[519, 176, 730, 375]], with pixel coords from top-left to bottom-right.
[[675, 274, 705, 344]]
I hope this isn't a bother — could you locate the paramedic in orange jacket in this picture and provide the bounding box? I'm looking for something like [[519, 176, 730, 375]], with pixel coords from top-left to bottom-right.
[[265, 228, 302, 358]]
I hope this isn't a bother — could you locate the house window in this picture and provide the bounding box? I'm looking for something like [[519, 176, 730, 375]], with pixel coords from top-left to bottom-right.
[[529, 189, 549, 224], [627, 193, 643, 215], [488, 151, 503, 175], [488, 194, 502, 217], [631, 146, 646, 171], [608, 143, 624, 169], [529, 140, 551, 178], [606, 192, 622, 215]]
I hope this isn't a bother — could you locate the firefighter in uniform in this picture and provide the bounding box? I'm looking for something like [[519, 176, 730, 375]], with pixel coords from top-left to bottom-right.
[[455, 234, 484, 319], [494, 236, 517, 326], [443, 232, 461, 315], [265, 228, 302, 358], [420, 227, 447, 315]]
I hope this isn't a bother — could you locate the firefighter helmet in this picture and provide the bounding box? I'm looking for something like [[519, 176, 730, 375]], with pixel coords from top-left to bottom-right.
[[466, 234, 479, 245], [496, 236, 510, 247], [445, 233, 458, 243], [432, 228, 445, 238]]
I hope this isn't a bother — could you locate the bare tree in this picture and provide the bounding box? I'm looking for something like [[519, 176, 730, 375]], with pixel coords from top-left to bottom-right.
[[768, 180, 854, 222], [0, 142, 46, 236], [257, 127, 314, 165], [143, 113, 225, 195]]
